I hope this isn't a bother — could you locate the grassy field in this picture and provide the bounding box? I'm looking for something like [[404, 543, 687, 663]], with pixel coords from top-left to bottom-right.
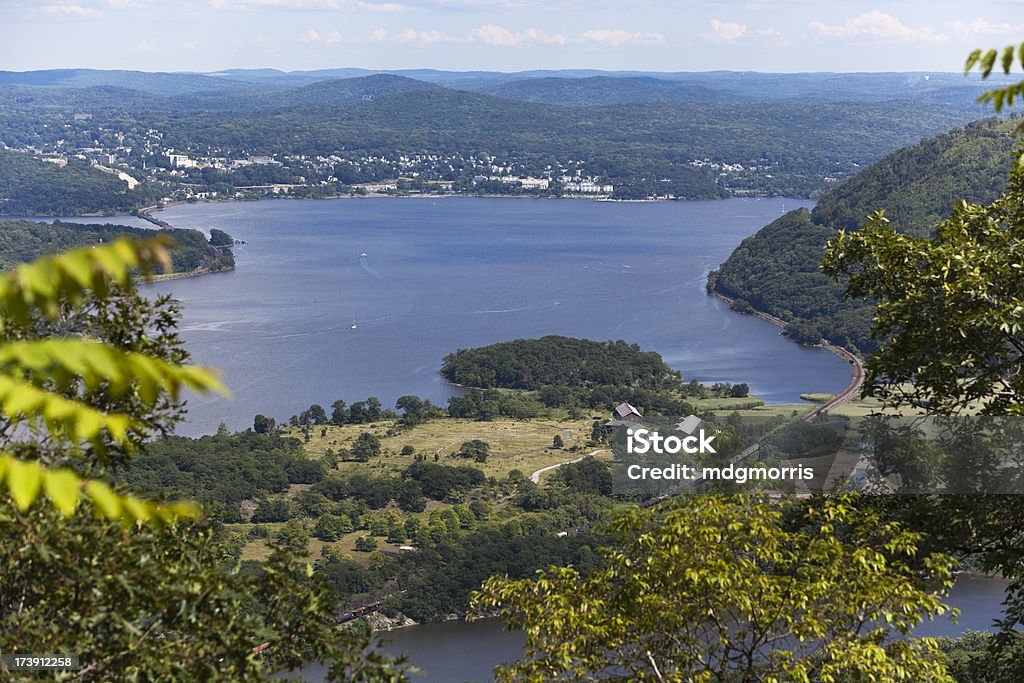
[[687, 396, 766, 411], [228, 520, 408, 565], [293, 414, 602, 480], [709, 403, 810, 420], [799, 393, 834, 403]]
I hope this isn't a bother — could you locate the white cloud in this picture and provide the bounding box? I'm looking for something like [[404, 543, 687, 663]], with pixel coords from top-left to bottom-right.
[[470, 24, 569, 46], [136, 37, 157, 50], [35, 3, 101, 16], [368, 27, 455, 45], [708, 19, 746, 43], [580, 29, 664, 46], [301, 28, 349, 43], [522, 27, 568, 45], [393, 28, 449, 44], [311, 23, 657, 50], [213, 0, 336, 7], [102, 0, 150, 8], [212, 0, 407, 11], [953, 18, 1024, 39], [356, 1, 403, 12], [470, 24, 518, 46], [809, 11, 948, 44], [702, 19, 782, 44]]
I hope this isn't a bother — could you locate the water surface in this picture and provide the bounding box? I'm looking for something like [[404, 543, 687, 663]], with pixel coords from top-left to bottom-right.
[[145, 197, 849, 435]]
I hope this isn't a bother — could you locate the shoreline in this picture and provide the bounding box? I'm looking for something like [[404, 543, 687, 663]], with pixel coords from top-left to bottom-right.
[[709, 289, 864, 417], [133, 189, 763, 216], [143, 265, 235, 283], [136, 203, 237, 282]]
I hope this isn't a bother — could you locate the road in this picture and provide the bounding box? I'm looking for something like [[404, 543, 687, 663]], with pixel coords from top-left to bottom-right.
[[531, 450, 605, 484], [803, 342, 864, 420]]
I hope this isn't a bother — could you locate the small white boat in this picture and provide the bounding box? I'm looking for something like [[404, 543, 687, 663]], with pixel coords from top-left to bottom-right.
[[360, 252, 368, 258]]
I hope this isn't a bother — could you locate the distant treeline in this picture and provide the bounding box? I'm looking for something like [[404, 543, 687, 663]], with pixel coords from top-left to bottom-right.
[[0, 219, 234, 273]]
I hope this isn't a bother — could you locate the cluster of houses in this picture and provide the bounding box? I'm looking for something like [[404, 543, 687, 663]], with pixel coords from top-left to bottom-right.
[[606, 402, 702, 437]]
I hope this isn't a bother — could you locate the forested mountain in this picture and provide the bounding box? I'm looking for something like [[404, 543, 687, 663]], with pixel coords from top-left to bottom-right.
[[153, 93, 988, 196], [0, 219, 234, 273], [711, 117, 1020, 351], [479, 76, 727, 106], [261, 74, 438, 108], [2, 68, 1008, 103]]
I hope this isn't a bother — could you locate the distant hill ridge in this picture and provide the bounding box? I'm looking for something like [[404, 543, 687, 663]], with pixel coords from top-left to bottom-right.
[[0, 67, 1010, 106], [710, 117, 1020, 352]]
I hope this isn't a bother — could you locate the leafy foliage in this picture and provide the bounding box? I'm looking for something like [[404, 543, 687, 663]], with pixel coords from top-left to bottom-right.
[[0, 238, 226, 517], [822, 154, 1024, 414], [0, 502, 402, 682], [472, 495, 957, 683], [0, 238, 405, 679], [965, 42, 1024, 160]]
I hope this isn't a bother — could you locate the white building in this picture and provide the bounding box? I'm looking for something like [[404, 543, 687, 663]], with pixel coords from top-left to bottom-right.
[[167, 154, 197, 169]]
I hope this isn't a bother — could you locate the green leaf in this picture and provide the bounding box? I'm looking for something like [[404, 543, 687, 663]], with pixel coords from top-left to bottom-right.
[[0, 238, 172, 331], [1002, 45, 1015, 74], [6, 458, 43, 511], [965, 49, 982, 72], [84, 480, 122, 519], [981, 49, 998, 78], [43, 468, 81, 516]]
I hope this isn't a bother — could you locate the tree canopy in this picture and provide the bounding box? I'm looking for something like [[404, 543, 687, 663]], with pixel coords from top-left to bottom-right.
[[472, 495, 956, 683], [0, 237, 404, 680], [822, 157, 1024, 414]]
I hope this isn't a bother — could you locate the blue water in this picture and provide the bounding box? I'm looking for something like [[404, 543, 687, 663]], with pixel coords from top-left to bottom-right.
[[143, 197, 850, 435]]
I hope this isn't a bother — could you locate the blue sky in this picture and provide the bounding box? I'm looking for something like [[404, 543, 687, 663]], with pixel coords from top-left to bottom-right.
[[2, 0, 1023, 73]]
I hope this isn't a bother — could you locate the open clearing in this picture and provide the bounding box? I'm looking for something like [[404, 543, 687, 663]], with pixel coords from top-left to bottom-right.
[[295, 414, 603, 479]]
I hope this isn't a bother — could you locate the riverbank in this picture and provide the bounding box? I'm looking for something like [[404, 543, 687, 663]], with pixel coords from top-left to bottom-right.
[[143, 265, 234, 282], [709, 289, 864, 418], [134, 203, 238, 282]]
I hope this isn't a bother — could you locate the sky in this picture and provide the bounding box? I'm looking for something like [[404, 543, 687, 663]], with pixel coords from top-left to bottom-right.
[[2, 0, 1024, 73]]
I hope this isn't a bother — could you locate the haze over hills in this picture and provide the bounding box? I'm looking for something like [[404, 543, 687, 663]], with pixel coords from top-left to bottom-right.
[[0, 67, 1012, 104], [710, 116, 1020, 352]]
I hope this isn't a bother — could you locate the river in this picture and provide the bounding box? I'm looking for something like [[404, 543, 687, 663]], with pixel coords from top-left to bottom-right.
[[137, 196, 851, 436]]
